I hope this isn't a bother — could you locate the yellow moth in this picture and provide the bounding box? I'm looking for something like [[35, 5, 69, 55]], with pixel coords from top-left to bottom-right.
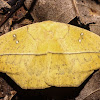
[[0, 21, 100, 89]]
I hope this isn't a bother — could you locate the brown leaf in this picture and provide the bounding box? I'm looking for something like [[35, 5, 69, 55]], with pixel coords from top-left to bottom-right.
[[74, 0, 100, 24], [12, 18, 33, 30], [76, 70, 100, 100], [24, 0, 34, 9], [12, 6, 28, 21], [0, 18, 12, 35], [0, 76, 14, 99], [84, 89, 100, 100], [0, 5, 27, 35], [27, 0, 100, 26], [29, 0, 76, 23], [0, 0, 11, 9], [89, 24, 100, 36], [0, 0, 12, 35]]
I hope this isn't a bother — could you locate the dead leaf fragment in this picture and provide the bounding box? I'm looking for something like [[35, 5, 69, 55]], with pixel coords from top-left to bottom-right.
[[13, 7, 27, 21], [12, 19, 33, 30], [76, 70, 100, 100], [28, 0, 100, 27], [90, 24, 100, 36], [0, 75, 14, 99], [30, 0, 76, 23], [0, 18, 12, 35], [24, 0, 34, 9], [0, 0, 11, 9], [75, 0, 100, 24], [84, 89, 100, 100]]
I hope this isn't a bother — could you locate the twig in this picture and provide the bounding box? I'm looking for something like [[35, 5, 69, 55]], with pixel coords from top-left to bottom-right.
[[0, 0, 25, 27]]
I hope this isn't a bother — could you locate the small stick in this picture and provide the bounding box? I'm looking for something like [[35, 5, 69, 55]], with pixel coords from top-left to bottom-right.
[[0, 0, 25, 27]]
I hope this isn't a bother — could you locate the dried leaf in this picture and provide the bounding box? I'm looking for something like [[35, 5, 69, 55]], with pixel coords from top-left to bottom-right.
[[84, 89, 100, 100], [90, 24, 100, 36], [74, 0, 100, 24], [0, 21, 100, 89], [0, 0, 11, 9], [0, 18, 12, 35], [0, 0, 12, 35], [12, 7, 28, 21], [12, 19, 33, 30], [76, 70, 100, 100], [28, 0, 100, 26], [24, 0, 34, 9], [0, 75, 13, 99], [29, 0, 76, 23], [19, 19, 33, 25]]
